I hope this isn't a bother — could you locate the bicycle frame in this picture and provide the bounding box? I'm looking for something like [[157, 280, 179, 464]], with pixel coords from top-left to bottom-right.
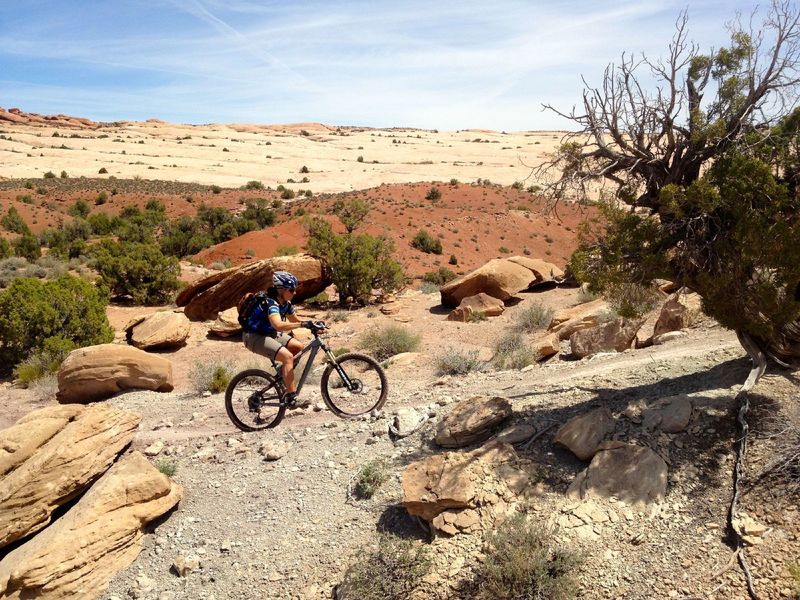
[[276, 333, 355, 396]]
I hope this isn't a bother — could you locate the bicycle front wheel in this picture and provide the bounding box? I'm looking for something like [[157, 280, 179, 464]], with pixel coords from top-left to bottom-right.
[[225, 369, 286, 431], [321, 353, 388, 418]]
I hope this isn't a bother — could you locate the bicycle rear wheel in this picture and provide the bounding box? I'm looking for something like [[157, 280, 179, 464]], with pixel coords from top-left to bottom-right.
[[225, 369, 286, 431], [321, 353, 388, 418]]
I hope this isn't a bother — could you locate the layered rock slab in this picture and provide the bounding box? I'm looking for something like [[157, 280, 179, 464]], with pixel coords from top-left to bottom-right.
[[0, 404, 140, 548], [570, 317, 645, 359], [124, 310, 191, 349], [554, 407, 616, 461], [402, 441, 532, 535], [440, 257, 562, 308], [57, 344, 173, 403], [0, 452, 183, 600], [435, 396, 512, 448], [567, 441, 668, 507]]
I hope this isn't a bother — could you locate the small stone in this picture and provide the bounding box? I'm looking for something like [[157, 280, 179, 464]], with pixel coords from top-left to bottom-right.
[[259, 440, 290, 461], [144, 441, 164, 457], [172, 555, 201, 577]]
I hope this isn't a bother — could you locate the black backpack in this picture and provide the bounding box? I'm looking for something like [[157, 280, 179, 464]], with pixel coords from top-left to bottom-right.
[[237, 291, 268, 328]]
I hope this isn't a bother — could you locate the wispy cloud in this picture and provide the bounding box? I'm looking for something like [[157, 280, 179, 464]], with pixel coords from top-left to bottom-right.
[[0, 0, 762, 129]]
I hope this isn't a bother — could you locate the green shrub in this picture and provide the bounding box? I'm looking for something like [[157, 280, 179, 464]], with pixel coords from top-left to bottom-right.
[[0, 238, 11, 260], [98, 167, 108, 174], [417, 281, 439, 294], [13, 234, 41, 261], [425, 186, 441, 201], [0, 275, 113, 371], [189, 361, 234, 393], [304, 291, 329, 305], [2, 207, 30, 235], [607, 283, 661, 318], [353, 458, 387, 499], [300, 165, 309, 173], [450, 178, 459, 185], [338, 535, 430, 600], [243, 180, 265, 190], [87, 212, 112, 236], [14, 336, 76, 385], [449, 254, 458, 265], [513, 302, 554, 333], [280, 188, 295, 200], [499, 246, 511, 254], [511, 180, 524, 190], [91, 240, 181, 304], [789, 562, 800, 595], [307, 217, 404, 305], [356, 155, 364, 162], [16, 194, 33, 204], [360, 325, 421, 360], [469, 310, 488, 322], [60, 170, 68, 179], [43, 171, 56, 179], [241, 198, 276, 228], [472, 513, 580, 600], [492, 331, 537, 370], [68, 199, 90, 219], [273, 245, 299, 256], [422, 266, 456, 286], [411, 229, 442, 254], [155, 458, 177, 477], [436, 348, 485, 375], [95, 191, 108, 205]]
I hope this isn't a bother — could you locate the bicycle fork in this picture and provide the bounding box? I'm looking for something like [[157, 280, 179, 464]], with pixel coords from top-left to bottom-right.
[[324, 350, 356, 391]]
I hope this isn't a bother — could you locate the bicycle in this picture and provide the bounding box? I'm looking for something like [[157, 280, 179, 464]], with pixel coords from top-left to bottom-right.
[[224, 321, 388, 431]]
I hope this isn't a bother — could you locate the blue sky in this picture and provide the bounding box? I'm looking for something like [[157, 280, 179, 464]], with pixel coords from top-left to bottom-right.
[[0, 0, 760, 129]]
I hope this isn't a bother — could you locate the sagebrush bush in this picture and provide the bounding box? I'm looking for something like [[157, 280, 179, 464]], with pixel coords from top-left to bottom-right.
[[422, 266, 456, 286], [155, 458, 177, 477], [436, 348, 485, 375], [607, 282, 661, 318], [189, 361, 235, 393], [513, 302, 554, 333], [14, 336, 76, 385], [338, 535, 430, 600], [411, 230, 442, 254], [492, 331, 537, 370], [472, 513, 580, 600], [0, 275, 113, 372], [360, 325, 421, 360], [425, 186, 441, 201], [353, 458, 387, 499], [2, 206, 30, 235]]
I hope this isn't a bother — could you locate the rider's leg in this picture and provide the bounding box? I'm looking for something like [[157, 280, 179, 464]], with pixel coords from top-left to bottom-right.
[[286, 337, 304, 356], [275, 347, 296, 393]]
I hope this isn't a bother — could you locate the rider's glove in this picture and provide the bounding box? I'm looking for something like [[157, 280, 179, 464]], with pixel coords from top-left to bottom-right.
[[301, 320, 315, 329]]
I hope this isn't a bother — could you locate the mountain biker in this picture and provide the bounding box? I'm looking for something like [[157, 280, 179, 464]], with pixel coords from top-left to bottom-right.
[[241, 271, 320, 407]]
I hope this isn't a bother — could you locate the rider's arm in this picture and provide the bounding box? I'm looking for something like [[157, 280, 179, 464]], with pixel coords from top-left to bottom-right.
[[268, 312, 305, 333]]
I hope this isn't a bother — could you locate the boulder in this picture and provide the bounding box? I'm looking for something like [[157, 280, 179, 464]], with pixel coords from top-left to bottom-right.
[[642, 395, 693, 433], [652, 330, 687, 345], [549, 298, 610, 340], [0, 452, 182, 600], [57, 344, 174, 403], [177, 254, 331, 321], [0, 404, 140, 549], [435, 396, 513, 448], [402, 441, 532, 535], [447, 305, 474, 322], [391, 407, 426, 437], [457, 293, 505, 317], [570, 318, 645, 359], [653, 290, 702, 337], [124, 310, 190, 349], [495, 424, 536, 444], [440, 257, 562, 308], [567, 441, 668, 507], [531, 332, 561, 360], [554, 408, 616, 461], [210, 307, 242, 337]]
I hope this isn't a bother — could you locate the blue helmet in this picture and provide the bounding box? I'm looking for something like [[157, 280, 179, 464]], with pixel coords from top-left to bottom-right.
[[272, 271, 298, 290]]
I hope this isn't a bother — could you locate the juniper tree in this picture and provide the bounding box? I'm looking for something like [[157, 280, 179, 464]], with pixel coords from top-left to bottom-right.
[[535, 0, 800, 389]]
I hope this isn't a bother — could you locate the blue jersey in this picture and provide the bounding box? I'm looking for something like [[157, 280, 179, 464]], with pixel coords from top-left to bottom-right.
[[244, 296, 295, 336]]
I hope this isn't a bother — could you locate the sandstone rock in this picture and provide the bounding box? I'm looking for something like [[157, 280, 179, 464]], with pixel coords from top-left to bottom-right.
[[259, 440, 291, 461], [642, 395, 693, 433], [435, 396, 513, 448], [653, 290, 702, 337], [447, 292, 506, 321], [402, 441, 531, 534], [550, 298, 608, 330], [391, 407, 426, 437], [532, 332, 561, 360], [0, 452, 182, 600], [177, 254, 331, 321], [384, 352, 423, 367], [495, 424, 536, 444], [554, 408, 615, 461], [0, 404, 140, 549], [440, 257, 562, 308], [567, 441, 668, 507], [447, 305, 474, 322], [172, 555, 201, 577], [570, 318, 645, 359], [124, 311, 190, 350], [57, 344, 173, 403], [652, 330, 688, 345], [144, 440, 164, 457], [210, 307, 241, 337]]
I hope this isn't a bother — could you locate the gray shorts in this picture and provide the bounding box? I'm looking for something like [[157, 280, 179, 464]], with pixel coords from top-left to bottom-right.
[[242, 331, 293, 361]]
